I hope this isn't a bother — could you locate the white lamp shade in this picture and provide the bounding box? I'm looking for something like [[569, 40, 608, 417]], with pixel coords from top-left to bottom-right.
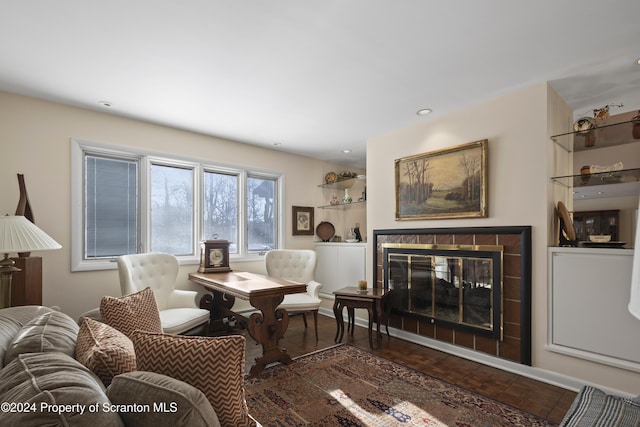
[[0, 215, 61, 254], [628, 195, 640, 320]]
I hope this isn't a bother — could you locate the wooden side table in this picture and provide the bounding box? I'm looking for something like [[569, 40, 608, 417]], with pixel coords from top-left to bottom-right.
[[333, 286, 392, 349]]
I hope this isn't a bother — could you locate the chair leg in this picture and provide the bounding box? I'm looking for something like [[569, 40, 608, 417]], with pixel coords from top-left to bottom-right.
[[302, 312, 308, 328], [313, 310, 319, 341]]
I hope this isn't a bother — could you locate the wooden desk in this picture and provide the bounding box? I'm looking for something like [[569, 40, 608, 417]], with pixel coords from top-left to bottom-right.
[[333, 286, 392, 349], [188, 271, 306, 376]]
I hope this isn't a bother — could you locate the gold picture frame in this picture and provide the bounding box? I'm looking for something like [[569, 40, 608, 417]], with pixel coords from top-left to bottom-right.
[[395, 139, 488, 220], [292, 206, 314, 235]]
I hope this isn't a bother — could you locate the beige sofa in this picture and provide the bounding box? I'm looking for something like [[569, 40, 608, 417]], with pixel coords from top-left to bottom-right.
[[0, 305, 257, 427]]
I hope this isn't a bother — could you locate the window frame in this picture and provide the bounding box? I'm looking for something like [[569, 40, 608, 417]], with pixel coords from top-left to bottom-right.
[[71, 139, 283, 272]]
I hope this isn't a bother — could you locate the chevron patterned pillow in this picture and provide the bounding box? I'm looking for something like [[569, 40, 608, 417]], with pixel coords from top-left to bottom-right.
[[100, 287, 163, 338], [76, 317, 136, 386], [132, 331, 255, 427]]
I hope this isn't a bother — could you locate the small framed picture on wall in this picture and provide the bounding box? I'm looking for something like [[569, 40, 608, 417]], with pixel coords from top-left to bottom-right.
[[292, 206, 314, 235]]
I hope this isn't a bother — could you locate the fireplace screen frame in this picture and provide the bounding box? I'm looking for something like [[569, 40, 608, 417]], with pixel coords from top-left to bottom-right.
[[383, 243, 503, 340]]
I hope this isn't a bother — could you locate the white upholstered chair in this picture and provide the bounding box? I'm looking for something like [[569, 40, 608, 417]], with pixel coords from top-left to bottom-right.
[[265, 249, 323, 340], [117, 253, 210, 335]]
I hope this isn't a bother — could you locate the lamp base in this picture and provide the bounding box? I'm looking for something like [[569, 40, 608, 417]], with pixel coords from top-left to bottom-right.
[[0, 255, 21, 309], [10, 256, 42, 306]]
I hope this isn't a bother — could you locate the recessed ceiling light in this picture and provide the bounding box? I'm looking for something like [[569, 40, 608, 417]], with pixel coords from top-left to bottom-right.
[[417, 108, 432, 116], [273, 142, 282, 146], [98, 101, 112, 108], [637, 58, 640, 65], [342, 149, 352, 154]]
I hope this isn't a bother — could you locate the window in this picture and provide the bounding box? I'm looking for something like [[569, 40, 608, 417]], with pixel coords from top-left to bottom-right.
[[150, 163, 194, 255], [247, 175, 276, 252], [203, 170, 238, 252], [85, 154, 139, 258], [71, 139, 282, 271]]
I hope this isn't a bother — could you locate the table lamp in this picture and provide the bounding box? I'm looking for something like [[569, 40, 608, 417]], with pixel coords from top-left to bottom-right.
[[0, 215, 61, 309]]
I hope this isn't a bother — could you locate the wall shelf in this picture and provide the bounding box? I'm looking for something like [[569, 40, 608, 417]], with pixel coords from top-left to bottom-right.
[[318, 176, 366, 209], [551, 119, 639, 153], [317, 200, 366, 209], [317, 176, 363, 190], [550, 119, 640, 199]]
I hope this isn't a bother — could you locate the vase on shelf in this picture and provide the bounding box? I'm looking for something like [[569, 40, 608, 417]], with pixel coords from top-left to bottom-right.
[[343, 188, 352, 204]]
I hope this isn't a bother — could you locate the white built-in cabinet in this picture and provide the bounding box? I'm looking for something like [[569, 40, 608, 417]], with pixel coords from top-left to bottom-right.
[[314, 242, 366, 298], [548, 247, 640, 371]]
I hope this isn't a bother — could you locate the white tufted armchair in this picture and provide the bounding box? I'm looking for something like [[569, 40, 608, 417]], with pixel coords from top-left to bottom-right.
[[117, 253, 210, 335], [265, 249, 323, 340]]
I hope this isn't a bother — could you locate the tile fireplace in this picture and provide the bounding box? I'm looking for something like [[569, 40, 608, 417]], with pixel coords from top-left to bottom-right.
[[373, 226, 532, 365]]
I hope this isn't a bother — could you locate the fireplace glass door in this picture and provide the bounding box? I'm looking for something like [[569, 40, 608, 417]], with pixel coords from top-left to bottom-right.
[[385, 245, 502, 338]]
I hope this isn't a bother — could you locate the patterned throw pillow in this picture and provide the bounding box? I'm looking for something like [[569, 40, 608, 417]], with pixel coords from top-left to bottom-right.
[[131, 331, 254, 427], [100, 287, 163, 337], [75, 317, 136, 386], [560, 385, 640, 427]]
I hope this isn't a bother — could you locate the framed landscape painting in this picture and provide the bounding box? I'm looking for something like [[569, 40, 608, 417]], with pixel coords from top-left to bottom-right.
[[395, 139, 488, 220]]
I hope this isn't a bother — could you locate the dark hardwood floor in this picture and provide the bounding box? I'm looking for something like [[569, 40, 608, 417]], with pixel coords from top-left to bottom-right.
[[243, 313, 576, 424]]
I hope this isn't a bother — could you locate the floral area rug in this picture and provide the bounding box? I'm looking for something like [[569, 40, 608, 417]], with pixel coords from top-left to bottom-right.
[[244, 344, 556, 427]]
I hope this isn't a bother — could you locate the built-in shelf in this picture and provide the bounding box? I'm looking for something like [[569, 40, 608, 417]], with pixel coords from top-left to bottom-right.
[[551, 168, 640, 188], [551, 119, 639, 153], [318, 176, 366, 209], [317, 177, 363, 190], [317, 200, 366, 209], [550, 119, 640, 198]]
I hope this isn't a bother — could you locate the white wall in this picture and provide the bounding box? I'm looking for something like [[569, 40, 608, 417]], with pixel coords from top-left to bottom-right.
[[365, 83, 640, 394], [0, 90, 362, 319]]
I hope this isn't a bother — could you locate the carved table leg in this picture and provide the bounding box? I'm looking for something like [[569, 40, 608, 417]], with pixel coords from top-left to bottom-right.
[[333, 298, 344, 343], [199, 290, 236, 335], [246, 294, 290, 377]]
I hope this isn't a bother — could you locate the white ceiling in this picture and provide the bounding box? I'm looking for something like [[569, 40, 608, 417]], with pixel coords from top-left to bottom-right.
[[1, 1, 639, 169]]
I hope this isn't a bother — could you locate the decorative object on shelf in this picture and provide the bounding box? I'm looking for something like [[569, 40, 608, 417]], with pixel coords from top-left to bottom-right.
[[589, 162, 623, 174], [15, 174, 34, 257], [358, 186, 366, 202], [198, 238, 231, 273], [556, 201, 578, 247], [337, 171, 358, 182], [346, 228, 357, 243], [592, 103, 623, 125], [342, 188, 352, 204], [573, 117, 596, 133], [329, 192, 340, 205], [580, 165, 591, 184], [292, 206, 314, 236], [358, 280, 367, 291], [632, 110, 640, 139], [324, 171, 337, 184], [354, 223, 362, 242], [573, 117, 596, 147], [589, 234, 611, 243], [0, 215, 61, 308], [315, 221, 335, 242], [579, 240, 626, 248], [395, 139, 488, 220]]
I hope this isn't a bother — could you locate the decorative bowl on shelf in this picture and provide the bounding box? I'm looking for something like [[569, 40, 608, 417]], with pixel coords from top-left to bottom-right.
[[324, 172, 337, 184], [345, 239, 357, 243], [589, 235, 611, 243]]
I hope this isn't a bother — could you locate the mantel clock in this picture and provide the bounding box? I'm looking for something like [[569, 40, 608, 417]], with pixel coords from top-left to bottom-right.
[[198, 239, 232, 273]]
